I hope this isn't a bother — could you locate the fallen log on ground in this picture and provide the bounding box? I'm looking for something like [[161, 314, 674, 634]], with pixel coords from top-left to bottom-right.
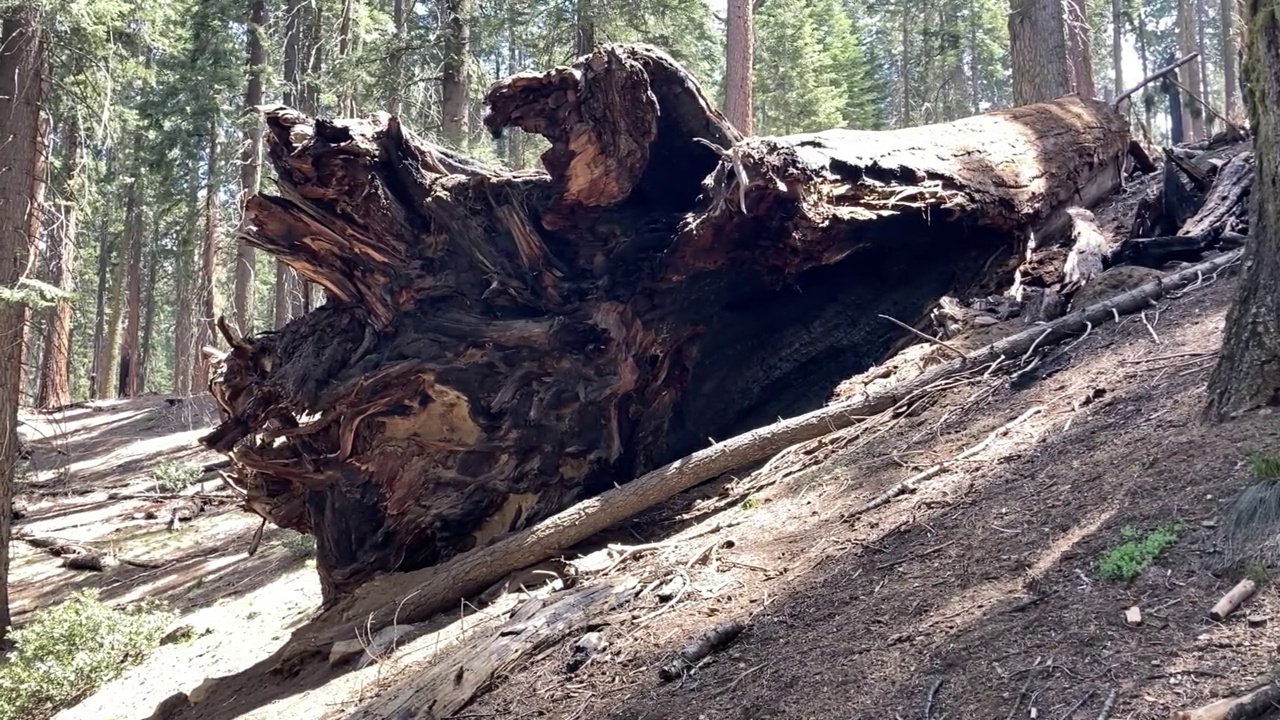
[[264, 248, 1241, 672], [1170, 680, 1280, 720], [202, 43, 1130, 610]]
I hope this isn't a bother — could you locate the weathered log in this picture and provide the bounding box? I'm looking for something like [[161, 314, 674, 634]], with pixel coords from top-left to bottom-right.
[[203, 44, 1129, 606]]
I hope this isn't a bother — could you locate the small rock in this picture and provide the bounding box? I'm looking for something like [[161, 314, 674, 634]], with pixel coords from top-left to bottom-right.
[[655, 574, 687, 603], [329, 624, 417, 667], [187, 678, 218, 704], [147, 692, 191, 720], [1125, 606, 1143, 626], [565, 631, 609, 673], [160, 624, 196, 645]]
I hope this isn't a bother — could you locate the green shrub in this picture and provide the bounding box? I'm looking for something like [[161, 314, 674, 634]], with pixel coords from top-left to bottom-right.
[[0, 590, 171, 720], [1248, 453, 1280, 482], [1096, 523, 1182, 582], [281, 531, 317, 559], [151, 462, 203, 493]]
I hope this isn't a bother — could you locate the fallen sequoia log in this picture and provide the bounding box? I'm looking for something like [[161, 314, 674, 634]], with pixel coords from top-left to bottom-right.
[[203, 44, 1129, 607]]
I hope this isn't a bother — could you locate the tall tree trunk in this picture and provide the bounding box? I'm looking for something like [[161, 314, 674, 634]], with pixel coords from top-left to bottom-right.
[[900, 4, 912, 125], [337, 0, 356, 116], [440, 0, 470, 148], [18, 85, 48, 404], [1065, 0, 1096, 98], [119, 171, 143, 397], [1111, 0, 1124, 96], [89, 203, 110, 398], [1009, 0, 1071, 104], [99, 227, 127, 400], [235, 0, 266, 335], [1205, 0, 1280, 418], [970, 0, 981, 113], [174, 164, 199, 396], [0, 2, 46, 637], [196, 120, 220, 393], [1177, 0, 1203, 139], [723, 0, 754, 134], [1196, 0, 1211, 132], [1221, 0, 1238, 119], [388, 0, 405, 117], [37, 114, 83, 409], [276, 0, 305, 329], [574, 0, 594, 55], [139, 230, 158, 392]]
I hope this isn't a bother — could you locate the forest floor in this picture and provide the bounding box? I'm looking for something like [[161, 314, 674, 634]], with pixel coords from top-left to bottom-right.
[[18, 198, 1280, 720]]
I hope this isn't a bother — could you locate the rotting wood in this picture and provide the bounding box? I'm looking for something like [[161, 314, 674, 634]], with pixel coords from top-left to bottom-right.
[[658, 619, 746, 681], [1178, 151, 1254, 240], [1208, 578, 1257, 621], [344, 578, 639, 720], [204, 42, 1132, 608], [261, 248, 1243, 671], [1169, 681, 1280, 720]]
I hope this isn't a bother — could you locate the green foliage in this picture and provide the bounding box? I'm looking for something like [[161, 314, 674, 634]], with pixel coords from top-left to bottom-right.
[[151, 461, 203, 492], [1247, 562, 1269, 586], [0, 278, 71, 309], [0, 591, 171, 720], [1096, 523, 1182, 582], [282, 531, 317, 559], [740, 495, 761, 510], [1248, 453, 1280, 482]]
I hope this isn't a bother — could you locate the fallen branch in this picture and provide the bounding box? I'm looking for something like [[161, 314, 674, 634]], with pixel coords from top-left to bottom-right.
[[1115, 53, 1200, 107], [922, 677, 944, 720], [1169, 682, 1280, 720], [658, 620, 746, 681], [17, 533, 168, 570], [1209, 578, 1257, 621], [1164, 75, 1244, 136], [346, 578, 639, 720], [271, 249, 1242, 668], [844, 406, 1044, 520], [1097, 688, 1119, 719]]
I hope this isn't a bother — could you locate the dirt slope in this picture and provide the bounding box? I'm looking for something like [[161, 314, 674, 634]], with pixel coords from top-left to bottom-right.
[[432, 271, 1280, 720]]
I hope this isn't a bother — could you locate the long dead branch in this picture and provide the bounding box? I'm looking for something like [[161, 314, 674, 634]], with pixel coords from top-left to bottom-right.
[[266, 248, 1242, 669], [1115, 53, 1201, 107]]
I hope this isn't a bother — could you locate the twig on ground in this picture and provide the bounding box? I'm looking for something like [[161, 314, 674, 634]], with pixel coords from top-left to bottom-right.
[[1057, 690, 1094, 720], [1096, 688, 1118, 719], [1140, 311, 1161, 343], [878, 314, 969, 359], [1006, 676, 1033, 720], [922, 677, 944, 720], [876, 540, 956, 571]]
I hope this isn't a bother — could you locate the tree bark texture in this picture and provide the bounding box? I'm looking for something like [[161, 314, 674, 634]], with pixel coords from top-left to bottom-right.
[[1009, 0, 1071, 104], [1205, 0, 1280, 417], [440, 0, 470, 148], [235, 0, 267, 335], [0, 2, 46, 636], [1111, 0, 1124, 96], [1221, 0, 1239, 120], [204, 45, 1130, 604], [724, 0, 754, 135], [121, 174, 143, 397], [37, 114, 82, 410], [1177, 0, 1205, 140]]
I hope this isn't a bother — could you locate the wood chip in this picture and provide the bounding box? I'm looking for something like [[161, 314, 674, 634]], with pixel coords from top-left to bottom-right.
[[1125, 606, 1142, 626]]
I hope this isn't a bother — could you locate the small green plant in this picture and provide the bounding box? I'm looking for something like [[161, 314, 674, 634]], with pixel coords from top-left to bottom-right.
[[1247, 562, 1270, 586], [0, 590, 171, 720], [151, 462, 203, 493], [281, 531, 317, 559], [1096, 523, 1182, 582], [740, 496, 761, 511], [1248, 453, 1280, 482]]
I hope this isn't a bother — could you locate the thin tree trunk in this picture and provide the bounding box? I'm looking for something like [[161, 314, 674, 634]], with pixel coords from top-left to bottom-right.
[[1065, 0, 1096, 98], [99, 223, 127, 400], [1177, 0, 1203, 139], [724, 0, 754, 134], [0, 2, 46, 636], [139, 230, 158, 392], [1205, 0, 1280, 417], [276, 0, 305, 329], [1221, 0, 1238, 119], [120, 171, 143, 397], [901, 4, 912, 125], [970, 0, 980, 113], [174, 164, 198, 396], [195, 119, 219, 392], [36, 115, 78, 409], [441, 0, 470, 147], [1195, 0, 1211, 133], [235, 0, 266, 335], [89, 205, 110, 398], [388, 0, 405, 117], [1111, 0, 1124, 96], [574, 0, 594, 55], [338, 0, 356, 116]]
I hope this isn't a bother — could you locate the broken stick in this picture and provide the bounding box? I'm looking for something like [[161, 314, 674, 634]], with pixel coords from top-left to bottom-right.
[[658, 620, 746, 681], [1209, 578, 1257, 621], [1170, 682, 1280, 720]]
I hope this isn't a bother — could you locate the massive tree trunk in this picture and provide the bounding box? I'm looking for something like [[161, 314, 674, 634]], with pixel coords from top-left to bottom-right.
[[205, 45, 1130, 604], [0, 2, 46, 637], [724, 0, 754, 134], [235, 0, 266, 335], [1205, 0, 1280, 418], [1009, 0, 1071, 104], [37, 114, 82, 410]]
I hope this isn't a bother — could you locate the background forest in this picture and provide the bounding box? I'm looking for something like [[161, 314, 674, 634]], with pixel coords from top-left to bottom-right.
[[5, 0, 1242, 414]]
